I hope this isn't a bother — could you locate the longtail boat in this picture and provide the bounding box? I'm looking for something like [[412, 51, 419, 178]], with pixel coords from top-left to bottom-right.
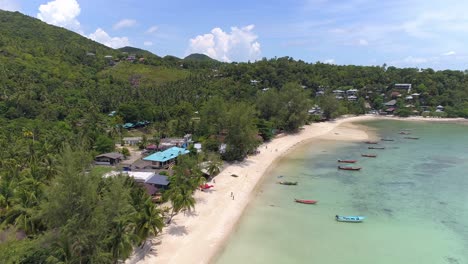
[[337, 159, 357, 163], [361, 154, 377, 158], [368, 146, 385, 149], [295, 199, 318, 204], [381, 138, 394, 141], [335, 215, 365, 222], [364, 141, 378, 144], [277, 181, 298, 185], [404, 137, 419, 140], [338, 166, 361, 171]]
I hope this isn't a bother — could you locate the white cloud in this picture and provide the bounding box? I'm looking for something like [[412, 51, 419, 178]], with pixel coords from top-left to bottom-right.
[[143, 41, 153, 46], [37, 0, 81, 33], [0, 0, 20, 11], [442, 51, 456, 56], [146, 25, 159, 34], [402, 56, 428, 64], [187, 24, 261, 62], [358, 39, 369, 46], [324, 59, 335, 64], [113, 19, 137, 30], [88, 28, 130, 48]]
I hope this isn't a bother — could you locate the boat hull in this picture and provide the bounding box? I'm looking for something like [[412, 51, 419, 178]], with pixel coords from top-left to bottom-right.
[[338, 166, 361, 171], [277, 181, 298, 185], [337, 160, 357, 163], [335, 215, 365, 222], [295, 199, 317, 204]]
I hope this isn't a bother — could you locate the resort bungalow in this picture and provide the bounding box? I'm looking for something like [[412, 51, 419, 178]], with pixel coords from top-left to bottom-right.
[[384, 99, 397, 115], [143, 146, 190, 169], [95, 152, 124, 165], [436, 105, 445, 112]]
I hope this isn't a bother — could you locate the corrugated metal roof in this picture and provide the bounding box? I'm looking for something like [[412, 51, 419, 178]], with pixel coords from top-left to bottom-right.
[[143, 147, 189, 162], [96, 152, 123, 159], [145, 174, 170, 185]]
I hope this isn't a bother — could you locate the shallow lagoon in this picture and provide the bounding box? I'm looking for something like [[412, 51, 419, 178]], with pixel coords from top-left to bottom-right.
[[215, 120, 468, 264]]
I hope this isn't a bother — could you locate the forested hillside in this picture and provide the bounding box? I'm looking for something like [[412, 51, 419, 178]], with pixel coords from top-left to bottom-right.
[[1, 9, 468, 263]]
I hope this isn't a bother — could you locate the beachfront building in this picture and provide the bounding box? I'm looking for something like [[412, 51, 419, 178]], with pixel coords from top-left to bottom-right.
[[105, 171, 170, 197], [384, 99, 397, 114], [143, 146, 190, 169], [436, 105, 445, 112], [95, 152, 124, 165]]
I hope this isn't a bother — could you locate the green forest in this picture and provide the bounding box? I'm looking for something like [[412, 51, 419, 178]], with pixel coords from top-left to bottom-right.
[[1, 10, 468, 263]]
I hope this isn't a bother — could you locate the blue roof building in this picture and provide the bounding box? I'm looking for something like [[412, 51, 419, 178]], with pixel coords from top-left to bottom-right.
[[143, 147, 189, 169]]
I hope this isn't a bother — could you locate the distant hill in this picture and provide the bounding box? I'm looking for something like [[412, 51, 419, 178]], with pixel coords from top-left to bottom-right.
[[118, 46, 161, 59], [184, 53, 217, 62], [0, 10, 193, 120], [0, 10, 119, 64]]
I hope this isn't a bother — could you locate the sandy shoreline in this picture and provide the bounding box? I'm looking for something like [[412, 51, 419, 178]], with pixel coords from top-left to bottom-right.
[[127, 115, 467, 264]]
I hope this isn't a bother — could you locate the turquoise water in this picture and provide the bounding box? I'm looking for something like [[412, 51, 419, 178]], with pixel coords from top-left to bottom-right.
[[214, 120, 468, 264]]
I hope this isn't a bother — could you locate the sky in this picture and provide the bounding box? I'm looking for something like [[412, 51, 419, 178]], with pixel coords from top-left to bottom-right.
[[1, 0, 468, 70]]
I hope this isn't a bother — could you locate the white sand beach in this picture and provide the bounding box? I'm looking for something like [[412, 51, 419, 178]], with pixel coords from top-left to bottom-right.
[[127, 115, 467, 264]]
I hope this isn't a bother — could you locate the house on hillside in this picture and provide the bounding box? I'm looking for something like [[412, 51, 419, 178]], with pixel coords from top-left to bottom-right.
[[346, 89, 358, 96], [333, 90, 345, 100], [95, 152, 124, 165], [127, 54, 136, 62], [143, 146, 189, 169], [394, 83, 412, 93]]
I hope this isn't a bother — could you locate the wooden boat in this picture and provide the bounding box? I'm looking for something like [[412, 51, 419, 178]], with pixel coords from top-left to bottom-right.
[[404, 137, 419, 140], [381, 138, 394, 141], [361, 154, 377, 158], [338, 166, 361, 171], [364, 141, 378, 144], [398, 131, 411, 135], [277, 181, 298, 185], [295, 199, 318, 204], [368, 146, 385, 149], [335, 215, 365, 222], [337, 159, 357, 163]]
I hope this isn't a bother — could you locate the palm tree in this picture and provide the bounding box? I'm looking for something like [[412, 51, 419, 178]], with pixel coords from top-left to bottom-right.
[[134, 198, 164, 246], [107, 218, 138, 263], [165, 183, 196, 224], [3, 188, 41, 235], [205, 153, 223, 178]]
